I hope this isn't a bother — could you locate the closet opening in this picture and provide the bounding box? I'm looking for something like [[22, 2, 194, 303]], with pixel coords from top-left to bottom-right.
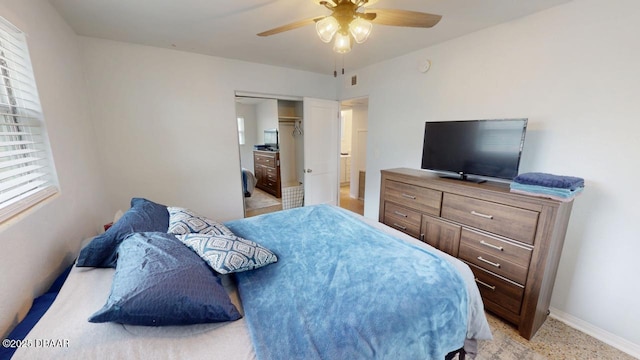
[[235, 95, 304, 218]]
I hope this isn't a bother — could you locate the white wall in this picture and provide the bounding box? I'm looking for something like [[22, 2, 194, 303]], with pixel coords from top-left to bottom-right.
[[340, 110, 353, 154], [235, 103, 258, 172], [0, 0, 109, 337], [79, 38, 336, 222], [339, 0, 640, 352]]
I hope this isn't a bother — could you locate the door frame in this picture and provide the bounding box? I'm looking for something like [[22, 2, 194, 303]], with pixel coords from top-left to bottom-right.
[[338, 96, 369, 208], [235, 91, 341, 215]]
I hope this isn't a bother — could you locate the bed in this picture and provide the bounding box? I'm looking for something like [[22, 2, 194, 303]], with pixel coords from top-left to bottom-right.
[[242, 168, 257, 197], [7, 200, 491, 360]]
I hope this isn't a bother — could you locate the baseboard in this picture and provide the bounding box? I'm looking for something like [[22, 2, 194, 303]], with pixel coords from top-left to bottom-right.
[[549, 307, 640, 358]]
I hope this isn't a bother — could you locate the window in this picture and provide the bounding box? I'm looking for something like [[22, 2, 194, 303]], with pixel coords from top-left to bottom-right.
[[237, 117, 245, 145], [0, 17, 58, 223]]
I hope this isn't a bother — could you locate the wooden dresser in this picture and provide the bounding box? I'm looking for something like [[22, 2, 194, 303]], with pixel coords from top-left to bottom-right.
[[379, 168, 574, 339], [253, 150, 281, 198]]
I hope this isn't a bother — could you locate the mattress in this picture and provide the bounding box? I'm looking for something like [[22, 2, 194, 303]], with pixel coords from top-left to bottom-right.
[[11, 208, 491, 360]]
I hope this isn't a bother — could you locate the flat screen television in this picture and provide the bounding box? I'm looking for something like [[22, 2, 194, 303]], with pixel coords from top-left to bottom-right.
[[264, 129, 279, 150], [421, 119, 527, 182]]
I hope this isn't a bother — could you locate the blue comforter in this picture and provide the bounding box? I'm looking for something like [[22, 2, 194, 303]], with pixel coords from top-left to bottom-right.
[[225, 205, 468, 360]]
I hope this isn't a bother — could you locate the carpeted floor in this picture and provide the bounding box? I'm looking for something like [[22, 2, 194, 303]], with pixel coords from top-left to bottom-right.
[[244, 188, 280, 210], [244, 188, 281, 217], [476, 312, 636, 360]]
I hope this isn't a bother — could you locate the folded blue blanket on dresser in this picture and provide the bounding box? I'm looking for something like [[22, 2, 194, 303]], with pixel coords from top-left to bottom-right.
[[510, 182, 583, 198], [225, 205, 468, 360], [513, 172, 584, 190]]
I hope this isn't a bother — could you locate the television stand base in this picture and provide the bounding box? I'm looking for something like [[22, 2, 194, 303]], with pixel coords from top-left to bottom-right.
[[438, 174, 486, 184]]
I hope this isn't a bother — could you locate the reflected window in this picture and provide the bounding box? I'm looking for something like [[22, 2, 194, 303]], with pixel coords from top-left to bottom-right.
[[237, 117, 245, 145]]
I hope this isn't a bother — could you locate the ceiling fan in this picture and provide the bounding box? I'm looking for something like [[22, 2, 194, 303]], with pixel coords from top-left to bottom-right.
[[257, 0, 442, 54]]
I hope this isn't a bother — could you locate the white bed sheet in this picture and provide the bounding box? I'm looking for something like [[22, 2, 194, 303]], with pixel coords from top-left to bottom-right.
[[13, 267, 256, 360], [14, 210, 491, 360]]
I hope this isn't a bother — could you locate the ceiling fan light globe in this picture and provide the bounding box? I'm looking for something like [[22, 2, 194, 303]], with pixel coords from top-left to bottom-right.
[[349, 17, 372, 43], [316, 16, 339, 43], [333, 32, 352, 53]]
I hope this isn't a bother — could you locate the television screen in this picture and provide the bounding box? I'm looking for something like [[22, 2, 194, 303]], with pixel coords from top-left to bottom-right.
[[421, 119, 527, 181], [264, 129, 278, 149]]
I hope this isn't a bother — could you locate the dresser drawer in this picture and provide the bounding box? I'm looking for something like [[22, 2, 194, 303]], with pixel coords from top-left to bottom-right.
[[441, 193, 539, 245], [384, 180, 441, 216], [266, 167, 278, 181], [459, 229, 532, 285], [265, 180, 277, 190], [468, 263, 524, 316], [255, 154, 277, 167], [383, 202, 421, 238]]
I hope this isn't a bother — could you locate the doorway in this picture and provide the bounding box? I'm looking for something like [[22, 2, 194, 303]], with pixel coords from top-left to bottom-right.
[[235, 93, 344, 218], [235, 95, 307, 217], [338, 97, 368, 216], [235, 97, 281, 217]]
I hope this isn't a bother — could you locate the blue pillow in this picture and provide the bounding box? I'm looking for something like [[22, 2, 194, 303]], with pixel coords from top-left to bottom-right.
[[89, 232, 242, 326], [76, 198, 169, 268]]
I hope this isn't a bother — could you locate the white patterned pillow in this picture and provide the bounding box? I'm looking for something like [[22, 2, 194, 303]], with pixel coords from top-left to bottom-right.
[[168, 207, 234, 236], [176, 233, 278, 274]]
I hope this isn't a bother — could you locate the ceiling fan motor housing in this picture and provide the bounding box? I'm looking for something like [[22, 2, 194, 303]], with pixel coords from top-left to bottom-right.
[[321, 0, 372, 33]]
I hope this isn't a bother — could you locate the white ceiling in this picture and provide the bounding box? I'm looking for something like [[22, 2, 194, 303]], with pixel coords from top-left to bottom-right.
[[49, 0, 572, 76]]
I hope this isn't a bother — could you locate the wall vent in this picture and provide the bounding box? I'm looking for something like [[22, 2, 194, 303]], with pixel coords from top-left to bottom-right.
[[345, 74, 358, 88]]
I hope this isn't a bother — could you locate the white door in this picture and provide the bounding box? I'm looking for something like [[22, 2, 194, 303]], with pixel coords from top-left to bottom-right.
[[303, 97, 340, 206]]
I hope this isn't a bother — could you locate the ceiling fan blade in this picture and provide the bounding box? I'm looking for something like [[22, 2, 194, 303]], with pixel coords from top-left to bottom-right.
[[367, 9, 442, 28], [258, 16, 325, 37]]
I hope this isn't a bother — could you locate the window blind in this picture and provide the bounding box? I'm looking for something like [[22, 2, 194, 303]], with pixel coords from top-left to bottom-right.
[[0, 17, 57, 223]]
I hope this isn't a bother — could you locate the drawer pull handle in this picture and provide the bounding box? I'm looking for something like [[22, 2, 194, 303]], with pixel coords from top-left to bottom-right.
[[477, 256, 501, 268], [471, 210, 493, 219], [480, 240, 504, 251], [401, 193, 417, 200], [475, 278, 496, 291], [393, 210, 408, 218], [392, 223, 407, 231]]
